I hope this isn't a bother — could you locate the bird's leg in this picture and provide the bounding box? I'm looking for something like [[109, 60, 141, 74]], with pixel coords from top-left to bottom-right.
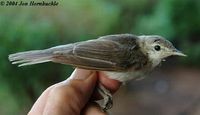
[[97, 83, 113, 111]]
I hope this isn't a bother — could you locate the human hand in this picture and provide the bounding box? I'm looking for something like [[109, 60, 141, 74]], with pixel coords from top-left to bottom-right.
[[28, 68, 121, 115]]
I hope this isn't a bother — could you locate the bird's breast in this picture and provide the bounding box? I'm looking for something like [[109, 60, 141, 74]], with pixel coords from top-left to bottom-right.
[[103, 70, 146, 82]]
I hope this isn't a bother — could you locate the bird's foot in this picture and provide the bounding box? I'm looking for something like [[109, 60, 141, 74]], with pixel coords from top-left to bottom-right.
[[97, 83, 113, 111]]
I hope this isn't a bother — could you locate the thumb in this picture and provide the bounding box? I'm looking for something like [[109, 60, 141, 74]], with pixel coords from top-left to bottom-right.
[[43, 69, 98, 115], [68, 69, 98, 107]]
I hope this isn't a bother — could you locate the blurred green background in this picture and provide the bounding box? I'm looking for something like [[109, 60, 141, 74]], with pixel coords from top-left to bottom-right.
[[0, 0, 200, 115]]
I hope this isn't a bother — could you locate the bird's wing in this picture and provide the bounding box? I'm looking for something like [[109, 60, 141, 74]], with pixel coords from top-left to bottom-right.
[[52, 34, 147, 71]]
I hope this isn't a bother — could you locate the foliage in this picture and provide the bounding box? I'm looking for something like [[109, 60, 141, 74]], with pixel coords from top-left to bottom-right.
[[0, 0, 199, 114]]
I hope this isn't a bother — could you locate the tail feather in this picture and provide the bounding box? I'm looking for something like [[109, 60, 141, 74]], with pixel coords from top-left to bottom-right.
[[8, 50, 52, 67]]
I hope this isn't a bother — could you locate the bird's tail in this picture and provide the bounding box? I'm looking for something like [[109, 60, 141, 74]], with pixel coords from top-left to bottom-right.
[[8, 49, 53, 67]]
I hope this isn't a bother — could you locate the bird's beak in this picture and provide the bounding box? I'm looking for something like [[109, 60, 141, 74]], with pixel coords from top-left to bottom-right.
[[172, 49, 187, 57]]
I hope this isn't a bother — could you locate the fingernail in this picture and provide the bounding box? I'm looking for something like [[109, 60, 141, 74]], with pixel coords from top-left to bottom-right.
[[69, 68, 94, 80], [85, 72, 97, 82]]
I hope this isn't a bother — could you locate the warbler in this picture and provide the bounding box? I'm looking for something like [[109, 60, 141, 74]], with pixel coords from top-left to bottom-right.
[[8, 34, 186, 110]]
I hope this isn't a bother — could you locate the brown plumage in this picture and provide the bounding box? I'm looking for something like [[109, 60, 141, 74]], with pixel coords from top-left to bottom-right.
[[9, 34, 149, 71]]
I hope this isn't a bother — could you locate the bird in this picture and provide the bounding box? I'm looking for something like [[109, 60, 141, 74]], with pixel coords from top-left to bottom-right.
[[8, 34, 186, 111]]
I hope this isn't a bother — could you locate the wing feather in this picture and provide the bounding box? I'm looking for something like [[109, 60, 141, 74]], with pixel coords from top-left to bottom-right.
[[52, 34, 141, 71]]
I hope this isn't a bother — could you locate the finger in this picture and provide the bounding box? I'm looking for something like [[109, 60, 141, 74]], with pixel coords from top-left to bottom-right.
[[70, 69, 121, 93], [90, 72, 122, 100], [98, 71, 122, 93], [82, 102, 107, 115], [69, 68, 94, 80], [43, 70, 97, 115]]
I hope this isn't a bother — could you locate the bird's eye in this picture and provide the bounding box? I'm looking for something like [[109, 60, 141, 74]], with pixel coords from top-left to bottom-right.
[[154, 45, 161, 51]]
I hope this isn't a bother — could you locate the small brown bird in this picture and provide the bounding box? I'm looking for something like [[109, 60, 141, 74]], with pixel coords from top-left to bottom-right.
[[8, 34, 186, 110]]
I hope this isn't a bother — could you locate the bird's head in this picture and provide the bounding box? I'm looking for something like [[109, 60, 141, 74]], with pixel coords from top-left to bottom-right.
[[138, 35, 186, 67]]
